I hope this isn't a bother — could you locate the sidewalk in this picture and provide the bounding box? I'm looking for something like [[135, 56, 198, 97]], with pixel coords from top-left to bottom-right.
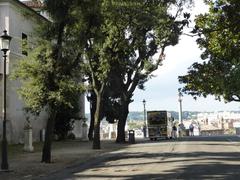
[[0, 139, 132, 180]]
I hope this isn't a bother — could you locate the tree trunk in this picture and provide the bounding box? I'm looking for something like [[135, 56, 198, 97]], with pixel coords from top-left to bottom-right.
[[92, 94, 101, 149], [41, 109, 56, 163], [116, 103, 129, 143]]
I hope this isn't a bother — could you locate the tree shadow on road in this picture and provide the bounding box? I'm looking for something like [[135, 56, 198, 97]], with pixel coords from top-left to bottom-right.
[[41, 149, 240, 180]]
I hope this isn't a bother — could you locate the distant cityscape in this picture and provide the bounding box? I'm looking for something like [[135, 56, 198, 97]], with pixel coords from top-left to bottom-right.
[[86, 111, 240, 122], [127, 111, 240, 121], [86, 111, 240, 139]]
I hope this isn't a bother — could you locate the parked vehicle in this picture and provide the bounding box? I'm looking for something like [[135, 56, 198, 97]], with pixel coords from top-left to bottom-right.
[[147, 111, 174, 140]]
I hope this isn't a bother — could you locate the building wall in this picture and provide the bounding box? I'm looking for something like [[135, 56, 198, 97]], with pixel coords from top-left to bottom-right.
[[200, 129, 224, 136], [0, 0, 48, 143]]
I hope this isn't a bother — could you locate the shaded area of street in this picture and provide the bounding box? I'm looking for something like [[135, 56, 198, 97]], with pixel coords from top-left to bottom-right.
[[38, 136, 240, 180], [0, 140, 130, 180]]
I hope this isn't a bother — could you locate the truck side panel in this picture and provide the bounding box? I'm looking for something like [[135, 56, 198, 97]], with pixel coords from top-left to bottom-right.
[[147, 111, 173, 140]]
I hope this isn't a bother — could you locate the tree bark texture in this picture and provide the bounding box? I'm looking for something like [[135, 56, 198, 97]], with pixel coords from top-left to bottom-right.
[[92, 94, 101, 149], [88, 98, 96, 141], [41, 109, 56, 163], [116, 103, 129, 143]]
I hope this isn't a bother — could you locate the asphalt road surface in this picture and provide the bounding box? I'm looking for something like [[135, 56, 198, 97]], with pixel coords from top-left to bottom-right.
[[37, 135, 240, 180]]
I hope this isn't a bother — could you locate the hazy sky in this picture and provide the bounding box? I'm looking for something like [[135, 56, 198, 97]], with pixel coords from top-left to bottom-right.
[[128, 0, 240, 113]]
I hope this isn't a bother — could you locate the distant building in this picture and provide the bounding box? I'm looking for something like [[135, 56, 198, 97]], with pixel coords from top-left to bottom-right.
[[197, 111, 240, 135], [197, 111, 240, 123]]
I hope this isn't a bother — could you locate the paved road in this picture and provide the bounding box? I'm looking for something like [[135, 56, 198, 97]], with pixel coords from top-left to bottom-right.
[[38, 136, 240, 180]]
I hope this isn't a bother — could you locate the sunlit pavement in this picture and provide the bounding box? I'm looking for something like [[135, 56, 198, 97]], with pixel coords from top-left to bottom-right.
[[37, 135, 240, 180]]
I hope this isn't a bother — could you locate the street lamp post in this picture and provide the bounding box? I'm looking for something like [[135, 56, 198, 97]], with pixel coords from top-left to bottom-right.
[[178, 88, 186, 137], [0, 30, 12, 170], [178, 88, 183, 124], [142, 99, 147, 138], [86, 90, 94, 141]]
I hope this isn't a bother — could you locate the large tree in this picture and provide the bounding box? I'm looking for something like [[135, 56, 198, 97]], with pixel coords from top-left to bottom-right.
[[83, 0, 193, 145], [107, 0, 192, 143], [179, 0, 240, 102]]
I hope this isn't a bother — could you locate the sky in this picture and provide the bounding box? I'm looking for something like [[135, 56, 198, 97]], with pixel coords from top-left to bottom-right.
[[128, 0, 240, 113]]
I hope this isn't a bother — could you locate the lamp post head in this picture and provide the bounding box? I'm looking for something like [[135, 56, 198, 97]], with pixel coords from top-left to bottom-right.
[[142, 99, 146, 105], [86, 91, 92, 102], [0, 30, 12, 54], [178, 88, 183, 102]]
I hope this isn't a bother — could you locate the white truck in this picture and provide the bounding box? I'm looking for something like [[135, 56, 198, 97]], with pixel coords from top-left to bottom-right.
[[147, 111, 174, 140]]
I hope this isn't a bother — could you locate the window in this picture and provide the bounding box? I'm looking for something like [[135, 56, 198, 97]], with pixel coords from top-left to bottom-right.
[[22, 33, 28, 56]]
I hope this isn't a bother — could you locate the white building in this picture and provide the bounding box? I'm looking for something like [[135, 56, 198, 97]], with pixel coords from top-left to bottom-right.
[[0, 0, 85, 143], [197, 111, 240, 124]]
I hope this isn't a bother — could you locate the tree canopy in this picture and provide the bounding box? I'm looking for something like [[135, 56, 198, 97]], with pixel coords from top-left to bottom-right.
[[81, 0, 193, 144], [179, 0, 240, 102]]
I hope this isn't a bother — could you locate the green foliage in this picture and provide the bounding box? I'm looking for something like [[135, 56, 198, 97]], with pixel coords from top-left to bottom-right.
[[15, 0, 192, 147], [54, 87, 81, 140], [81, 0, 192, 92], [179, 0, 240, 102], [54, 107, 75, 140], [97, 1, 192, 121], [78, 0, 192, 143], [12, 41, 83, 114]]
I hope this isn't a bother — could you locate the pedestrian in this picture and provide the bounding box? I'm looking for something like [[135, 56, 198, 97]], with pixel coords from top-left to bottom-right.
[[178, 124, 182, 137], [189, 123, 194, 136], [143, 125, 146, 138], [172, 124, 177, 139]]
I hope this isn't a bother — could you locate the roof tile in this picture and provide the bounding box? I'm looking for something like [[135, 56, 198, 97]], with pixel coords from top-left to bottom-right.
[[23, 1, 44, 9]]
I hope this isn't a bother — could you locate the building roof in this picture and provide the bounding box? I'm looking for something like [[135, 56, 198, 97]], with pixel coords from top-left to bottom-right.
[[22, 0, 44, 9], [0, 0, 48, 21]]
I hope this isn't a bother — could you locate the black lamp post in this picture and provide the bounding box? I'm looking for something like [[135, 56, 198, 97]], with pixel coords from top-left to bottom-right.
[[0, 30, 12, 170], [86, 90, 94, 140], [142, 99, 147, 138]]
